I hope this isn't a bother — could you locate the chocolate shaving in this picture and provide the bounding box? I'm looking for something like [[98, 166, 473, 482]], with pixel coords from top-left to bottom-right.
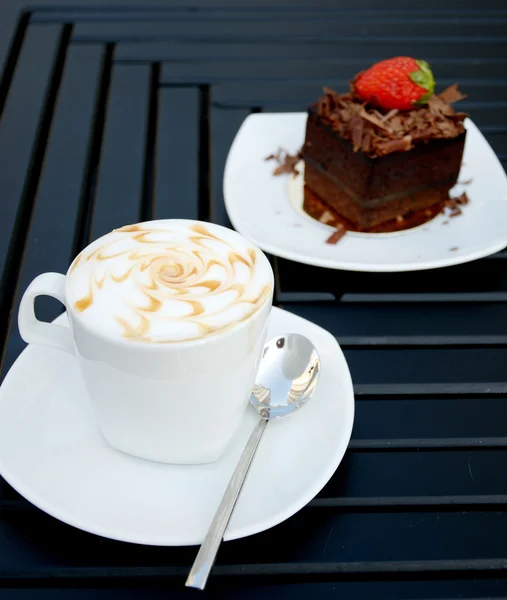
[[265, 148, 302, 177], [428, 95, 453, 116], [438, 84, 467, 104], [432, 191, 471, 223], [326, 224, 347, 245], [389, 115, 405, 134], [361, 132, 372, 154], [447, 112, 468, 122], [312, 86, 467, 158], [454, 191, 470, 205], [436, 120, 456, 136], [322, 87, 341, 106], [358, 107, 392, 132], [376, 135, 413, 154], [350, 115, 364, 151], [442, 192, 469, 219], [382, 109, 399, 122]]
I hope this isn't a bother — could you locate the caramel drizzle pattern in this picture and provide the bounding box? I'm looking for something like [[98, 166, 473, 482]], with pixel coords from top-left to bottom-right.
[[71, 223, 271, 342]]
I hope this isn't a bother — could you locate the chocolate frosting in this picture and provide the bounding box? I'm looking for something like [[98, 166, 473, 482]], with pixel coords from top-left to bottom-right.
[[311, 85, 467, 158]]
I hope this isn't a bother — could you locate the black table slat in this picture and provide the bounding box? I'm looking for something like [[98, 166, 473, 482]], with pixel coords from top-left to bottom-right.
[[1, 43, 103, 378], [281, 303, 507, 340], [72, 31, 507, 50], [353, 397, 507, 439], [139, 62, 159, 222], [354, 382, 507, 396], [90, 62, 149, 240], [0, 22, 73, 375], [71, 16, 507, 41], [1, 508, 507, 575], [28, 5, 507, 19], [345, 348, 507, 384], [211, 81, 507, 110], [0, 9, 29, 118], [275, 258, 507, 299], [22, 1, 507, 15], [483, 135, 507, 158], [153, 86, 199, 220], [216, 511, 507, 564], [210, 106, 250, 227], [1, 584, 507, 600], [318, 450, 507, 498], [0, 23, 61, 284], [114, 39, 507, 64], [156, 57, 507, 83]]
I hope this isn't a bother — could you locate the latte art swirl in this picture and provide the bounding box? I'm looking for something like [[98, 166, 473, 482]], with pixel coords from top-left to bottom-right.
[[68, 221, 273, 343]]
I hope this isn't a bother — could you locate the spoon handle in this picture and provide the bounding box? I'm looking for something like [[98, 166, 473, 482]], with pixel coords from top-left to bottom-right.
[[185, 417, 268, 590]]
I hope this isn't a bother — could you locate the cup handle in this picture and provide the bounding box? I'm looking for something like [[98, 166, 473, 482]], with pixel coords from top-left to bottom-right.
[[18, 272, 74, 355]]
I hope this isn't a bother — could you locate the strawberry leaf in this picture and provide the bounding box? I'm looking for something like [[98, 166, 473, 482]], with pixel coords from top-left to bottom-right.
[[410, 59, 435, 103]]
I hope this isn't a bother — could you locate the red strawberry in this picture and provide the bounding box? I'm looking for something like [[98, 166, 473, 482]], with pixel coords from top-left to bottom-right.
[[353, 57, 435, 111]]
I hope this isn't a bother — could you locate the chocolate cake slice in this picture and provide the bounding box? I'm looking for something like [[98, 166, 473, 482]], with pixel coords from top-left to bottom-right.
[[302, 85, 467, 231]]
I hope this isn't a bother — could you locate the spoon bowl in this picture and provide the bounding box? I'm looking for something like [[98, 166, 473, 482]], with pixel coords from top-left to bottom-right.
[[251, 334, 320, 420]]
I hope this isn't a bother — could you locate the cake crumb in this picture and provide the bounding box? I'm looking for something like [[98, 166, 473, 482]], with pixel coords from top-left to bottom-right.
[[326, 224, 347, 245], [441, 192, 469, 219], [443, 220, 449, 225], [459, 178, 473, 185], [454, 191, 470, 205], [265, 148, 302, 177], [319, 210, 335, 224], [450, 246, 459, 251]]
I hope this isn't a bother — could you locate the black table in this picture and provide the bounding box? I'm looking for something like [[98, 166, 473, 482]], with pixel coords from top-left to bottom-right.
[[1, 1, 507, 598]]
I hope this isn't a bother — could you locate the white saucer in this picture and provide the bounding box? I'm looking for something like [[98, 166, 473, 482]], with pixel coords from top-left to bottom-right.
[[0, 307, 354, 546], [224, 113, 507, 272]]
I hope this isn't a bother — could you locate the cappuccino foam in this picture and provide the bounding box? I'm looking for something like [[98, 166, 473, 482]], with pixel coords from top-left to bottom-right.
[[68, 220, 273, 343]]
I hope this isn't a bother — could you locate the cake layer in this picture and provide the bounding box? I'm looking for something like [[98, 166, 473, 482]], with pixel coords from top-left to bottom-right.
[[304, 158, 456, 229], [303, 184, 445, 233]]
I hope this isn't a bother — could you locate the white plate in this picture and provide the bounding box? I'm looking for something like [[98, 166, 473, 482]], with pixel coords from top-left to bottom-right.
[[0, 307, 354, 546], [224, 113, 507, 272]]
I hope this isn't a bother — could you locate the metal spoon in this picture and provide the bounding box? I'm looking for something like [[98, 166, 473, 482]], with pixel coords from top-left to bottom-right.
[[185, 333, 320, 590]]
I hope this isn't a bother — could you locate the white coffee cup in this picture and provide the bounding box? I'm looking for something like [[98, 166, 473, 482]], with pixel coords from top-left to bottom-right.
[[18, 220, 274, 464]]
